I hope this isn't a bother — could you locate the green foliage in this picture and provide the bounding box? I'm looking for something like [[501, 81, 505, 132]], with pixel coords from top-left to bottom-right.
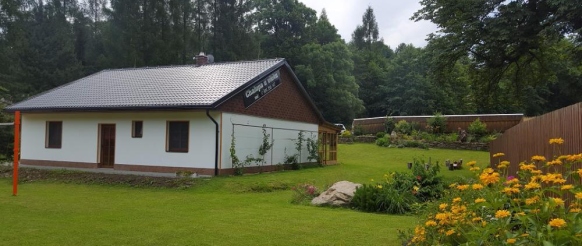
[[352, 159, 445, 214], [306, 135, 319, 164], [384, 117, 396, 133], [257, 128, 273, 169], [426, 112, 447, 133], [467, 118, 488, 138], [353, 125, 364, 136], [229, 133, 244, 176], [375, 135, 391, 147], [375, 131, 386, 139], [395, 120, 412, 135], [340, 130, 352, 138], [399, 140, 429, 150]]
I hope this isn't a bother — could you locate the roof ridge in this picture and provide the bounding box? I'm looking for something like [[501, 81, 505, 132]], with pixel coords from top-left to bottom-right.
[[102, 58, 285, 72]]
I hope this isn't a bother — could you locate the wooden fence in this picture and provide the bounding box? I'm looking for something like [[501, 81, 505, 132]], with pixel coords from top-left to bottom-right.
[[489, 102, 582, 202], [352, 114, 524, 135]]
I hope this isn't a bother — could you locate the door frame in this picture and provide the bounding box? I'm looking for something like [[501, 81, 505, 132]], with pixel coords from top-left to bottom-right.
[[97, 123, 116, 168]]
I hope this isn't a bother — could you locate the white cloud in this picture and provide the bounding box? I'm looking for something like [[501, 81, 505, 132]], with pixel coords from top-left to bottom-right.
[[298, 0, 438, 48]]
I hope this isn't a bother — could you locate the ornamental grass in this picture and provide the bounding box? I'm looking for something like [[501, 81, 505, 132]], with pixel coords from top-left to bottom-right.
[[402, 138, 582, 245]]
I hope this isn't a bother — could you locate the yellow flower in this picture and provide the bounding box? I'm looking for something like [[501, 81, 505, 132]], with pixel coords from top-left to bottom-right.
[[551, 198, 565, 207], [549, 218, 566, 228], [475, 198, 486, 203], [467, 161, 477, 167], [470, 167, 481, 172], [425, 220, 437, 227], [570, 208, 581, 213], [516, 212, 525, 216], [445, 229, 455, 236], [449, 183, 458, 188], [546, 159, 562, 166], [578, 168, 582, 178], [531, 155, 546, 162], [502, 187, 520, 195], [439, 203, 448, 210], [575, 192, 582, 200], [525, 196, 540, 205], [561, 184, 574, 190], [525, 182, 541, 190], [456, 184, 469, 191], [472, 184, 484, 190], [498, 161, 510, 169], [519, 163, 537, 171], [472, 217, 482, 222], [531, 170, 543, 175], [549, 138, 564, 145], [452, 197, 462, 203], [377, 184, 383, 189], [507, 238, 516, 244], [495, 210, 511, 219], [567, 154, 582, 162], [493, 153, 505, 158], [520, 233, 529, 237], [479, 168, 500, 185]]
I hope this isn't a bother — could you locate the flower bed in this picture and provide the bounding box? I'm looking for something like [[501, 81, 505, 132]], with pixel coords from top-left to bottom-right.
[[402, 138, 582, 245]]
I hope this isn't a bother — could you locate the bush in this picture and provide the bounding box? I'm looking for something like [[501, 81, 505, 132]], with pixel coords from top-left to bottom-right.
[[352, 159, 445, 214], [478, 134, 497, 143], [467, 118, 488, 138], [376, 131, 386, 139], [375, 136, 391, 147], [353, 125, 364, 136], [401, 138, 582, 245], [426, 112, 447, 134], [400, 140, 429, 149], [385, 117, 396, 133], [395, 120, 412, 135], [340, 130, 352, 138]]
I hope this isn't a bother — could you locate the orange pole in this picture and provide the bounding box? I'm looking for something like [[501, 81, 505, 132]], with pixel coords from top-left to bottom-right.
[[13, 111, 20, 196]]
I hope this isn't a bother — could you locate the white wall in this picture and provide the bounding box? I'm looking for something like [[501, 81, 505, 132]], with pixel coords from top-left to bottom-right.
[[21, 111, 220, 169], [220, 112, 318, 169]]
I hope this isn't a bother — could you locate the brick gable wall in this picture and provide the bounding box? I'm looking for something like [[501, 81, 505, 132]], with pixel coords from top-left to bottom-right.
[[218, 67, 320, 124]]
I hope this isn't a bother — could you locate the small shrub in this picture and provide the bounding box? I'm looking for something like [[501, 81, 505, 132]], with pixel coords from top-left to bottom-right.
[[400, 140, 429, 149], [376, 131, 386, 139], [443, 133, 458, 143], [426, 112, 447, 134], [409, 121, 421, 132], [353, 125, 364, 136], [375, 136, 391, 147], [467, 118, 488, 138], [340, 130, 352, 138], [290, 183, 320, 204], [351, 184, 416, 214], [478, 134, 497, 143], [395, 120, 412, 135], [385, 117, 396, 133]]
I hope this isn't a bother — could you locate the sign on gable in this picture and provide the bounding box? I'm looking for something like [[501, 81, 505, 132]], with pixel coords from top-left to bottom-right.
[[243, 70, 281, 108]]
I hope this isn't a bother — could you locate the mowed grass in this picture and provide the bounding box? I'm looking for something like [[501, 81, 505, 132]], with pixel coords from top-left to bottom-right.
[[0, 144, 489, 245]]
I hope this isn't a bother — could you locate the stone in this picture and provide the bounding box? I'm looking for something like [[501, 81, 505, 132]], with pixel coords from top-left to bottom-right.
[[311, 181, 362, 206]]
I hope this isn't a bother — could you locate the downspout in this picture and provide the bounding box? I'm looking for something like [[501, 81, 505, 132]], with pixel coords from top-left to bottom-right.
[[206, 109, 219, 176]]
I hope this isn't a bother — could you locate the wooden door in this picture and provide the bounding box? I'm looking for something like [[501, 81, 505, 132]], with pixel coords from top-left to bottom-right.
[[99, 124, 116, 168]]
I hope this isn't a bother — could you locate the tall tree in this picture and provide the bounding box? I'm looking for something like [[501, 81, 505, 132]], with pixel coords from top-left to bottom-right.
[[209, 0, 257, 61], [351, 6, 379, 51], [295, 41, 364, 124]]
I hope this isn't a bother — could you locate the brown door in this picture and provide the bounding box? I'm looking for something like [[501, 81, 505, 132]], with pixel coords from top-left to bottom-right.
[[99, 124, 116, 168]]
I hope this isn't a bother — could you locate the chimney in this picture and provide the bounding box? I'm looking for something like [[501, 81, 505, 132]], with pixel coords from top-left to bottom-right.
[[195, 52, 208, 66]]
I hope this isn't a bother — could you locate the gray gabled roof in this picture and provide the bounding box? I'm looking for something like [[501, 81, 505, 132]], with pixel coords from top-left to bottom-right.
[[6, 59, 286, 112]]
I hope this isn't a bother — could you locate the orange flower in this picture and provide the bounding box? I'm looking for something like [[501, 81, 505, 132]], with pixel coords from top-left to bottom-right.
[[493, 153, 505, 158], [475, 198, 486, 203], [479, 168, 500, 185], [549, 138, 564, 145], [445, 229, 455, 236], [546, 159, 563, 166], [531, 155, 546, 162], [472, 184, 484, 190], [561, 184, 574, 190], [575, 192, 582, 200], [551, 197, 565, 207], [549, 218, 566, 228], [425, 220, 437, 227], [525, 182, 541, 190], [507, 238, 517, 244], [456, 184, 469, 191], [495, 210, 511, 218]]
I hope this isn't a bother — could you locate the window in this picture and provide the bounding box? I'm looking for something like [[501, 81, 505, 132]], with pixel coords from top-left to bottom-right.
[[166, 121, 189, 152], [46, 121, 62, 148], [132, 121, 143, 138]]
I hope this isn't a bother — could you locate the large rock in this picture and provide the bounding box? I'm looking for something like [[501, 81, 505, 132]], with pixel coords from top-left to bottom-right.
[[311, 181, 362, 206]]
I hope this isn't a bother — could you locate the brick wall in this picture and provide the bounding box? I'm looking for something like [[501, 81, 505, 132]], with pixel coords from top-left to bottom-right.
[[218, 67, 320, 124]]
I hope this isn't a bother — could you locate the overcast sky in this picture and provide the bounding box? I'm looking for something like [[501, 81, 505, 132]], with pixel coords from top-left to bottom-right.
[[297, 0, 438, 48]]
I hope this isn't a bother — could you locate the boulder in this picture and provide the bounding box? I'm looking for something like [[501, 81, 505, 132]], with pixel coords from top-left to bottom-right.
[[311, 181, 362, 206]]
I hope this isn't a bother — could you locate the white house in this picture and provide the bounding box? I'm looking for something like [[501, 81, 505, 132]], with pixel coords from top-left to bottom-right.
[[6, 57, 339, 175]]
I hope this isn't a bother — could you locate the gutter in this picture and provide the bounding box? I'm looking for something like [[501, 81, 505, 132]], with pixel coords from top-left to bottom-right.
[[206, 109, 219, 176]]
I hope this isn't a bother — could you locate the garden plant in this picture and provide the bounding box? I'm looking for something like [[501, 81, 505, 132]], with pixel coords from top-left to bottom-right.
[[402, 138, 582, 245]]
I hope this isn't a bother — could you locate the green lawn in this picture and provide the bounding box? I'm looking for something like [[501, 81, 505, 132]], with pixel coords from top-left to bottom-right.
[[0, 144, 489, 245]]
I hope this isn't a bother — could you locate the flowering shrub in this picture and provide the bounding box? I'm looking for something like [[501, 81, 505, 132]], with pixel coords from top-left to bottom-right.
[[401, 138, 582, 245], [352, 159, 445, 214], [290, 183, 320, 204]]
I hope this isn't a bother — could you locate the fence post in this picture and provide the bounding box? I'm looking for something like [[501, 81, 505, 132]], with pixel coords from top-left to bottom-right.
[[13, 111, 20, 196]]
